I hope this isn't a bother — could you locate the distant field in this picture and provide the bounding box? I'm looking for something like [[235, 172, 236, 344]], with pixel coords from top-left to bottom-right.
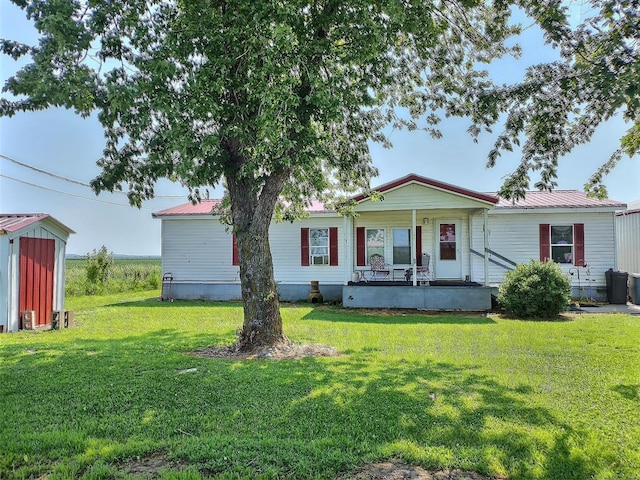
[[66, 257, 162, 296]]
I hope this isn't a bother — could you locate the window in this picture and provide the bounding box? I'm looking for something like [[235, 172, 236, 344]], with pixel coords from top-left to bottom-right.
[[366, 228, 385, 263], [309, 228, 329, 265], [301, 227, 338, 266], [439, 223, 457, 260], [540, 223, 584, 266], [550, 225, 573, 263], [392, 228, 411, 264]]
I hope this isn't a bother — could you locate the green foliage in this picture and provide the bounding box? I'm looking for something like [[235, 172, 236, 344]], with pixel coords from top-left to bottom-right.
[[66, 257, 161, 296], [0, 0, 518, 207], [0, 297, 638, 479], [462, 1, 640, 199], [498, 259, 572, 319], [84, 246, 113, 289]]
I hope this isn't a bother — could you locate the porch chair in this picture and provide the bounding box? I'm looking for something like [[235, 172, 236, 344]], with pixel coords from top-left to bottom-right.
[[369, 253, 390, 281], [405, 253, 431, 283], [416, 253, 431, 283]]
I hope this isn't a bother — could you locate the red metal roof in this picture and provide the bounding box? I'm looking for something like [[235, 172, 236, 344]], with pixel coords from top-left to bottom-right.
[[152, 199, 221, 217], [152, 180, 626, 218], [152, 199, 330, 217], [351, 173, 500, 204], [494, 190, 626, 209], [0, 214, 75, 234]]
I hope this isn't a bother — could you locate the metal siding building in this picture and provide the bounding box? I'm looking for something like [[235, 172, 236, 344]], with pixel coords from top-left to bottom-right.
[[0, 214, 74, 332], [616, 203, 640, 274]]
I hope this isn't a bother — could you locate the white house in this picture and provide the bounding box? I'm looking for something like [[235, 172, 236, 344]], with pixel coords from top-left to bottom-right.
[[0, 214, 74, 332], [152, 174, 625, 309]]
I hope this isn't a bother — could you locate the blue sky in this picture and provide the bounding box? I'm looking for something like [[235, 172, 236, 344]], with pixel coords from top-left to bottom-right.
[[1, 3, 638, 255]]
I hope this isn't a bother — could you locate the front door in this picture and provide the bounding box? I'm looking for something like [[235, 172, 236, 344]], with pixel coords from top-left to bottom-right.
[[436, 221, 462, 279]]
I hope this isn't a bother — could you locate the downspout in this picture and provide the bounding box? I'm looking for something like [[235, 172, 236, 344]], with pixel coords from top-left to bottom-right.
[[412, 209, 417, 286], [483, 209, 489, 286]]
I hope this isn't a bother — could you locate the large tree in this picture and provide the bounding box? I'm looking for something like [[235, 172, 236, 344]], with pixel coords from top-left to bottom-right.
[[2, 1, 636, 351], [1, 0, 519, 351]]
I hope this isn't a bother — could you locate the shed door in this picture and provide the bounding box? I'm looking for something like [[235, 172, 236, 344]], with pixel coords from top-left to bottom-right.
[[19, 237, 55, 328]]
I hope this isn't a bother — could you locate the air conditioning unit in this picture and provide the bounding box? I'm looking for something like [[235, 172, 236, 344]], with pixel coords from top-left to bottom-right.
[[22, 310, 36, 330]]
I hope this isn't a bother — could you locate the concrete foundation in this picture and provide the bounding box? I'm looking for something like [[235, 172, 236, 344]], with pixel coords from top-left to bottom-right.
[[165, 282, 342, 303], [342, 284, 493, 310]]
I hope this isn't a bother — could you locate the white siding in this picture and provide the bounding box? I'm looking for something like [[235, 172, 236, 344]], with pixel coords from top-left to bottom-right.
[[355, 183, 492, 212], [160, 216, 347, 284], [161, 218, 237, 282], [471, 211, 617, 289], [272, 218, 346, 284], [616, 210, 640, 274]]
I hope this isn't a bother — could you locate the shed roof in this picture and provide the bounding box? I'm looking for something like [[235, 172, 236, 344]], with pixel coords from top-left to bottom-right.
[[494, 190, 626, 209], [0, 214, 75, 234]]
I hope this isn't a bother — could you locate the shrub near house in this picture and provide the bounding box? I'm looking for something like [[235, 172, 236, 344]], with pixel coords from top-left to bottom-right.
[[498, 260, 572, 319]]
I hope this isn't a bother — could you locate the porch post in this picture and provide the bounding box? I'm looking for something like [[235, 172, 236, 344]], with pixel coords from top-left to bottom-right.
[[412, 209, 417, 286], [483, 208, 489, 286], [345, 215, 353, 285]]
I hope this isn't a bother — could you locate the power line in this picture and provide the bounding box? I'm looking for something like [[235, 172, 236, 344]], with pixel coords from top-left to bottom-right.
[[1, 153, 89, 187], [0, 173, 154, 210], [0, 153, 187, 199]]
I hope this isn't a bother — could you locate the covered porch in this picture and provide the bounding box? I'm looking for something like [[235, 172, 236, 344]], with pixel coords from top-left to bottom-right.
[[338, 174, 499, 310]]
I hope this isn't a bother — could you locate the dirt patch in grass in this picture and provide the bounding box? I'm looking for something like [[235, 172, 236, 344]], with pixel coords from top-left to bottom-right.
[[188, 342, 339, 360], [119, 452, 187, 478], [340, 460, 498, 479]]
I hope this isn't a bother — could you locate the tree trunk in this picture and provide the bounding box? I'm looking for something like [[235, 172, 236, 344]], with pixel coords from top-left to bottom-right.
[[234, 224, 289, 351], [225, 156, 291, 352]]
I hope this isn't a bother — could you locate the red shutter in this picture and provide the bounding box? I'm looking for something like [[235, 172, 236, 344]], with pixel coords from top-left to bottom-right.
[[539, 224, 550, 261], [301, 228, 310, 266], [356, 227, 366, 266], [416, 226, 422, 266], [232, 233, 239, 266], [329, 227, 338, 266], [574, 223, 585, 266]]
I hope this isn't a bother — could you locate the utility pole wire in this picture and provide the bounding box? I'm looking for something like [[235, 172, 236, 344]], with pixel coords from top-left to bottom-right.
[[0, 173, 154, 210], [0, 153, 188, 198]]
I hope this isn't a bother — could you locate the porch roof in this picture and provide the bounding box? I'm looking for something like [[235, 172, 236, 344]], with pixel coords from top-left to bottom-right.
[[351, 173, 500, 205]]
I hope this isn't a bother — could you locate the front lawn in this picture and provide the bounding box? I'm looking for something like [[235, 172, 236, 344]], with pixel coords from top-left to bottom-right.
[[1, 291, 638, 479]]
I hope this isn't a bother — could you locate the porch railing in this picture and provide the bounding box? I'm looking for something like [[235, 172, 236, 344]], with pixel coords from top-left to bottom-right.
[[470, 248, 516, 271]]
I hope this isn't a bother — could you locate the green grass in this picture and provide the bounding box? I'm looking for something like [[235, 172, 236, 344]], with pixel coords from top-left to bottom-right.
[[1, 292, 639, 479]]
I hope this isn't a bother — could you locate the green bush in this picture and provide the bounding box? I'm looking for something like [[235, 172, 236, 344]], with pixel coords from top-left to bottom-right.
[[498, 259, 572, 319], [84, 246, 114, 294]]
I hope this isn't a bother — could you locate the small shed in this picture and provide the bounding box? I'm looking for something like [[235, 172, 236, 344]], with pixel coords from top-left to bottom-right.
[[0, 214, 74, 332]]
